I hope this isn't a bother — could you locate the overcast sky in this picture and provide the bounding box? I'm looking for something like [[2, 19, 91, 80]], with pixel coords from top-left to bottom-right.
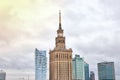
[[0, 0, 120, 80]]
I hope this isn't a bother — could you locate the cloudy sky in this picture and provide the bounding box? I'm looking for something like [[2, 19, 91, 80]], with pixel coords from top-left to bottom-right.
[[0, 0, 120, 80]]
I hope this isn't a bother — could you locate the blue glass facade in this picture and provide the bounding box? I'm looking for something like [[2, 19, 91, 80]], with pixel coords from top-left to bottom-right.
[[72, 55, 85, 80], [84, 62, 89, 80], [98, 62, 115, 80], [35, 48, 47, 80]]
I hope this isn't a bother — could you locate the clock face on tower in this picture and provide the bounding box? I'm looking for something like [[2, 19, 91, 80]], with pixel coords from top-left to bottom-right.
[[58, 33, 63, 36]]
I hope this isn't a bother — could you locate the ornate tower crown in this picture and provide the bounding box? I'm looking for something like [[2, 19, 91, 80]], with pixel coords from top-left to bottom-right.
[[55, 10, 66, 50]]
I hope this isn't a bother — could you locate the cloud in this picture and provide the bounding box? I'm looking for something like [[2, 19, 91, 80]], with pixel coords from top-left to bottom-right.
[[0, 0, 120, 80]]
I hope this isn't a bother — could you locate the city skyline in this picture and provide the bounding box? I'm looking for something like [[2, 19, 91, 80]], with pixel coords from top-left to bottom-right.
[[0, 0, 120, 80]]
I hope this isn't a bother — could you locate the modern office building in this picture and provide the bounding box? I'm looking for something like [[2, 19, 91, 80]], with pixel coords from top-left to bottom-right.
[[35, 48, 47, 80], [49, 11, 72, 80], [84, 62, 89, 80], [72, 55, 85, 80], [0, 70, 6, 80], [90, 71, 95, 80], [72, 55, 89, 80], [98, 62, 115, 80]]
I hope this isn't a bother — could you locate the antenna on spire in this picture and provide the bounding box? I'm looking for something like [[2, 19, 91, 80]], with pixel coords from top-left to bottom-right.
[[59, 10, 62, 30]]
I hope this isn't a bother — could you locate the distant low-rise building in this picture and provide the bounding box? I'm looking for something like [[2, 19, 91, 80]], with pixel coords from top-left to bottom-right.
[[90, 71, 95, 80], [0, 70, 6, 80]]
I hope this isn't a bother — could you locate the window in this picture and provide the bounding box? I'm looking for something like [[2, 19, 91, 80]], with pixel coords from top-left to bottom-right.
[[56, 54, 58, 58]]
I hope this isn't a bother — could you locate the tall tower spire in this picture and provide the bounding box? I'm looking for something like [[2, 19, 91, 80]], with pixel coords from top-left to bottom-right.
[[59, 10, 62, 30], [57, 10, 63, 38]]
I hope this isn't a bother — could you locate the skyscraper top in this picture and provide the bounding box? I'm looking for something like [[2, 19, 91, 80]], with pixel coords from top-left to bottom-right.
[[35, 48, 46, 56], [75, 54, 80, 57], [98, 62, 114, 65]]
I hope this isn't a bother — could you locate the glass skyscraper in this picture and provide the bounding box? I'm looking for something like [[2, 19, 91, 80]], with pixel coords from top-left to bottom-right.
[[35, 48, 47, 80], [98, 62, 115, 80], [84, 62, 89, 80], [72, 55, 85, 80]]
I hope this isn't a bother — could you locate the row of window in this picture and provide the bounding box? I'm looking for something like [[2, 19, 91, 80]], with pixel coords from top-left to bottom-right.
[[55, 54, 72, 59]]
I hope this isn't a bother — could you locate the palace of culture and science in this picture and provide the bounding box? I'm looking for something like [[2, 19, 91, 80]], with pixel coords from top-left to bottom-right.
[[49, 11, 72, 80]]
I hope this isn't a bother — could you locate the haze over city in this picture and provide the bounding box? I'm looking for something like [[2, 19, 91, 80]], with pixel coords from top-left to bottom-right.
[[0, 0, 120, 80]]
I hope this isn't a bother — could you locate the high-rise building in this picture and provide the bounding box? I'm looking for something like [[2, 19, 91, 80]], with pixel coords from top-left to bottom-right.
[[72, 55, 89, 80], [98, 62, 115, 80], [84, 62, 89, 80], [90, 71, 95, 80], [49, 11, 72, 80], [0, 70, 6, 80], [72, 55, 85, 80], [35, 48, 47, 80]]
